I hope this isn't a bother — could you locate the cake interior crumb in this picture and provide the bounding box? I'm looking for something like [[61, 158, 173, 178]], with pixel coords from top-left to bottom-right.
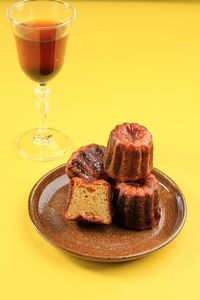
[[66, 184, 110, 223]]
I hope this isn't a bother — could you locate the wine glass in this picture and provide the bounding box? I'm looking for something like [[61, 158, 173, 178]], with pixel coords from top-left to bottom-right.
[[7, 0, 76, 161]]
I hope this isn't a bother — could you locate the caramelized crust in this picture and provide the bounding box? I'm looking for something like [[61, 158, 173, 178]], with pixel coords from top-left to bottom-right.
[[104, 123, 153, 181], [114, 173, 161, 230], [66, 144, 107, 180]]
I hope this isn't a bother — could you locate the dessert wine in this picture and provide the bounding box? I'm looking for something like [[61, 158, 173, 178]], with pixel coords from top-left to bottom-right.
[[15, 20, 68, 82]]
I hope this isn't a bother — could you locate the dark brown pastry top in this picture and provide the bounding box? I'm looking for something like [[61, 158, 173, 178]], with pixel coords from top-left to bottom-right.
[[66, 144, 107, 181], [111, 122, 152, 149]]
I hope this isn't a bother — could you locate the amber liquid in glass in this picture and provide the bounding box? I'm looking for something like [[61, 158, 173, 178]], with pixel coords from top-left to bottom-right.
[[15, 20, 68, 82]]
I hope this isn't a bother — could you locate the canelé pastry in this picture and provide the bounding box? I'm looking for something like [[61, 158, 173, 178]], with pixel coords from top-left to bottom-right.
[[104, 123, 153, 181], [66, 144, 107, 181], [113, 173, 161, 230], [65, 177, 112, 224]]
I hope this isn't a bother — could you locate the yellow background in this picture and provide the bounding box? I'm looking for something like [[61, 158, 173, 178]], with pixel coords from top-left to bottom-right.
[[0, 0, 199, 299]]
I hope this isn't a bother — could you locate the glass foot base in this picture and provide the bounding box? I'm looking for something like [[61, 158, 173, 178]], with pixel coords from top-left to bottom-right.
[[17, 128, 71, 161]]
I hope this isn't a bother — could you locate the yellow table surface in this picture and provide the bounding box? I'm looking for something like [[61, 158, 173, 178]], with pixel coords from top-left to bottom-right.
[[1, 0, 200, 299]]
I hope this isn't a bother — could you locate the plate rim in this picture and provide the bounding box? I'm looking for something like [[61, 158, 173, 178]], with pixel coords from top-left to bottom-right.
[[28, 164, 187, 262]]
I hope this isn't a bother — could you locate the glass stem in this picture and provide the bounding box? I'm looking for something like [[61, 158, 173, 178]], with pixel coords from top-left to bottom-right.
[[34, 83, 51, 145], [35, 83, 50, 133]]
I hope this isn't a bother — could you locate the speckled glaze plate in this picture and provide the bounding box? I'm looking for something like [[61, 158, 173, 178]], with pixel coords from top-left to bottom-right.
[[28, 165, 186, 263]]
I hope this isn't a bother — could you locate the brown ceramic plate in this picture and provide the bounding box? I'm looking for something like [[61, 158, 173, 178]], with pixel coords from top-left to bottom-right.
[[28, 165, 186, 263]]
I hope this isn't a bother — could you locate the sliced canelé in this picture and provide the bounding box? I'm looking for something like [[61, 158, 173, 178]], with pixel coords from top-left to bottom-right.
[[65, 177, 112, 224]]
